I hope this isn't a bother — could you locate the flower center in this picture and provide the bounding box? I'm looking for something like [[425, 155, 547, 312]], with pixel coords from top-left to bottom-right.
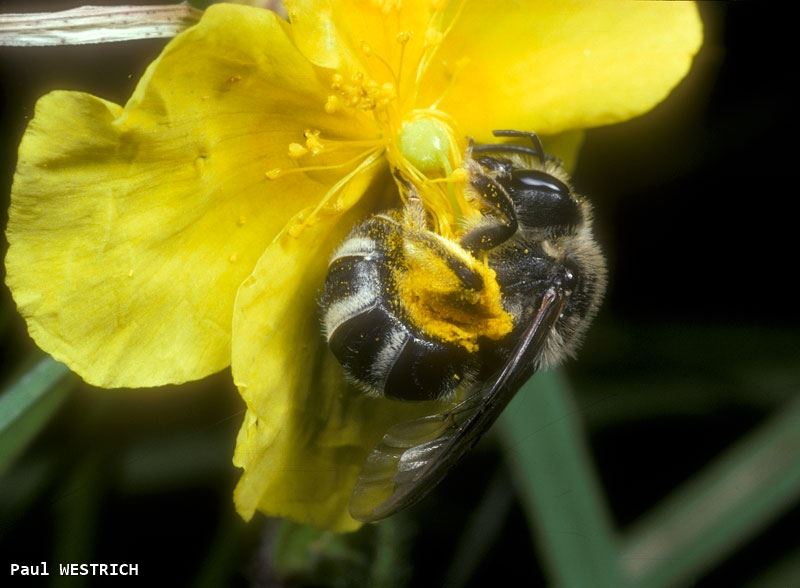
[[272, 1, 480, 239], [388, 111, 475, 238]]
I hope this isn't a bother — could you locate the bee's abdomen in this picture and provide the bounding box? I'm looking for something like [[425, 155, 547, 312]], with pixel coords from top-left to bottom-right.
[[320, 218, 470, 401]]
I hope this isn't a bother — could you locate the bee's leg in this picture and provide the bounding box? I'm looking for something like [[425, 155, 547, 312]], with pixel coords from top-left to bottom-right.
[[460, 172, 518, 253]]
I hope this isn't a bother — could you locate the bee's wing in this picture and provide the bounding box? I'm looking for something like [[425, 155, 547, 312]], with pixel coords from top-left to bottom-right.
[[349, 287, 567, 522]]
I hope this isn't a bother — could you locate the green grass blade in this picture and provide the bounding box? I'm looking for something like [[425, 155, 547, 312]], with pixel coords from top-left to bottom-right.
[[498, 370, 624, 588], [442, 467, 514, 588], [0, 457, 55, 539], [0, 356, 74, 474], [745, 547, 800, 588], [622, 395, 800, 588], [50, 456, 101, 588], [193, 511, 247, 588]]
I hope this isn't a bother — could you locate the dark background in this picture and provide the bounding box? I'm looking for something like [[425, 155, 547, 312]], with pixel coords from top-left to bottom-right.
[[1, 2, 797, 587]]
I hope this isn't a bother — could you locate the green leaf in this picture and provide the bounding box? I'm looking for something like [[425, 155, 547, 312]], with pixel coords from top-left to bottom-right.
[[0, 356, 74, 474], [621, 394, 800, 588], [744, 547, 800, 588], [443, 467, 514, 588], [0, 457, 55, 539], [271, 519, 409, 588], [50, 456, 101, 588], [193, 511, 249, 588], [498, 369, 624, 588]]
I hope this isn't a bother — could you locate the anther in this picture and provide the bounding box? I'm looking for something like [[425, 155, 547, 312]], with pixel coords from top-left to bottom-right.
[[325, 95, 342, 113], [425, 28, 443, 46], [380, 82, 396, 98], [288, 143, 308, 159], [304, 130, 324, 155]]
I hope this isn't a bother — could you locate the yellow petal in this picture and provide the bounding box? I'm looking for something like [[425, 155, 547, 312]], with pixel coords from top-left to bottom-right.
[[543, 130, 584, 174], [6, 5, 370, 387], [285, 0, 433, 93], [421, 0, 703, 140], [232, 164, 436, 531]]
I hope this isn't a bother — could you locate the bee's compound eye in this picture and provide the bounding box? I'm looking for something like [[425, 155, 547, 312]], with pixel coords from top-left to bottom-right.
[[510, 170, 570, 196], [508, 170, 580, 232]]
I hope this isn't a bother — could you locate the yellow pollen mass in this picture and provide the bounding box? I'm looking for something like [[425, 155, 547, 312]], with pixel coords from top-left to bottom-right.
[[395, 237, 513, 352]]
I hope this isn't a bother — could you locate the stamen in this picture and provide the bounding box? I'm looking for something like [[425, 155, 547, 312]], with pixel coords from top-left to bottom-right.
[[412, 0, 467, 101], [327, 67, 397, 117], [265, 146, 383, 181], [280, 148, 384, 239], [395, 30, 412, 91], [325, 95, 342, 113], [361, 40, 400, 91], [427, 167, 468, 184], [304, 129, 324, 155]]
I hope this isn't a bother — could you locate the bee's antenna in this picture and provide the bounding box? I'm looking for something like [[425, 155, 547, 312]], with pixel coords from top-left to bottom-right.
[[492, 130, 546, 163], [469, 130, 549, 165]]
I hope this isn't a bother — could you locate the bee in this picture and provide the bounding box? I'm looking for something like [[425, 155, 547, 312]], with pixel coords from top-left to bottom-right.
[[320, 130, 606, 522]]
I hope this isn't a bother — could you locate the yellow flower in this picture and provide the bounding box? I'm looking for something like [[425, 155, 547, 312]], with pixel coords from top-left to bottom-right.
[[5, 1, 702, 531]]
